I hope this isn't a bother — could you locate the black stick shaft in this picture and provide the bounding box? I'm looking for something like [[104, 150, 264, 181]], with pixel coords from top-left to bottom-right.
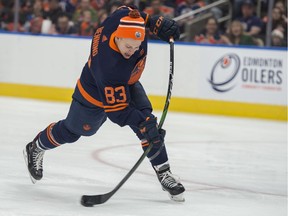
[[159, 38, 174, 128]]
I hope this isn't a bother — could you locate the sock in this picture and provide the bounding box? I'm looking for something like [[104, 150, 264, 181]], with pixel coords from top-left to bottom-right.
[[141, 139, 169, 166], [35, 120, 80, 150]]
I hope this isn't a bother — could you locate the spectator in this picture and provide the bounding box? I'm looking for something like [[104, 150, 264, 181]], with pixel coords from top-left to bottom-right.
[[272, 7, 287, 35], [107, 1, 123, 15], [20, 0, 34, 25], [90, 0, 106, 11], [30, 16, 43, 33], [271, 29, 287, 47], [231, 0, 246, 19], [1, 0, 285, 48], [236, 0, 263, 37], [274, 0, 287, 17], [77, 9, 95, 36], [32, 0, 44, 18], [1, 1, 26, 32], [0, 0, 7, 29], [138, 0, 150, 11], [73, 0, 98, 24], [122, 0, 134, 6], [0, 0, 9, 29], [194, 17, 228, 44], [225, 20, 256, 46], [60, 0, 78, 13], [28, 0, 45, 34], [274, 1, 287, 38], [162, 0, 177, 8], [144, 0, 174, 18], [43, 0, 65, 24], [176, 0, 205, 16], [96, 8, 108, 26], [49, 12, 77, 35]]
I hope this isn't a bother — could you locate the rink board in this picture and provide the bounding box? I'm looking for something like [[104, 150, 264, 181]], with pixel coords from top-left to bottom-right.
[[0, 32, 287, 120], [0, 83, 285, 121]]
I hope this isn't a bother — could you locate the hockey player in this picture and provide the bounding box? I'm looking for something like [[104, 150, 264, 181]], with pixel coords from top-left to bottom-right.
[[23, 6, 185, 202]]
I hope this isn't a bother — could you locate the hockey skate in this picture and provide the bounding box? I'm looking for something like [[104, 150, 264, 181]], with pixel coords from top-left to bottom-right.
[[156, 164, 185, 202], [23, 141, 45, 184]]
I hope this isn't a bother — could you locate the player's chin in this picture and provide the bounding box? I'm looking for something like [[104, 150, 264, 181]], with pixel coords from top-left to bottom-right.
[[123, 53, 132, 59]]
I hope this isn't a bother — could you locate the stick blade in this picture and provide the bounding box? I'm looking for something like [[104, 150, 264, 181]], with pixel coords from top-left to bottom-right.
[[81, 193, 111, 207]]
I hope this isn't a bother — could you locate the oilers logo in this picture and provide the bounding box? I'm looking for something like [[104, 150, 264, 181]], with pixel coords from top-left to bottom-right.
[[221, 56, 231, 68], [135, 31, 141, 38], [208, 53, 240, 92]]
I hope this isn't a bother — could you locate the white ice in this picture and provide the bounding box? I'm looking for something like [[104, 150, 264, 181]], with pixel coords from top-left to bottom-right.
[[0, 97, 287, 216]]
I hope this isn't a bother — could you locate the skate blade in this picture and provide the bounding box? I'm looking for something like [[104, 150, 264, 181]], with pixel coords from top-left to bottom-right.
[[162, 187, 185, 202], [23, 148, 37, 184], [168, 192, 185, 202]]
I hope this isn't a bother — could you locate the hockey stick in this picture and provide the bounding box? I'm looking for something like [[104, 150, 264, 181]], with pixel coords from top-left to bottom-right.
[[81, 38, 175, 206]]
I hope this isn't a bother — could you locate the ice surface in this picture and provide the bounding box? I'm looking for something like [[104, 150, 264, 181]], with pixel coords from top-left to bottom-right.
[[0, 97, 287, 216]]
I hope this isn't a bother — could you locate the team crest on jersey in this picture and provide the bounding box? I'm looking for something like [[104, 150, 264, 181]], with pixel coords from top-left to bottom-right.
[[128, 56, 146, 84], [135, 31, 141, 38], [83, 124, 91, 131]]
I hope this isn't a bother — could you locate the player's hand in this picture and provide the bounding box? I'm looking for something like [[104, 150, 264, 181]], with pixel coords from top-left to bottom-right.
[[149, 15, 180, 42], [139, 117, 164, 147]]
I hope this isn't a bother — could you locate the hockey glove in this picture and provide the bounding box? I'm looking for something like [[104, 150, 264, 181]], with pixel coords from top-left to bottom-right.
[[149, 15, 180, 42], [139, 117, 164, 147], [158, 128, 166, 140]]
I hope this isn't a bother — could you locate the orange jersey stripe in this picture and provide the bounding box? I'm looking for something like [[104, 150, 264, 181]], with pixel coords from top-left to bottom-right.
[[141, 140, 149, 147], [77, 79, 104, 108], [103, 103, 128, 109], [141, 143, 149, 147], [104, 105, 128, 113], [145, 14, 149, 25], [88, 56, 91, 68]]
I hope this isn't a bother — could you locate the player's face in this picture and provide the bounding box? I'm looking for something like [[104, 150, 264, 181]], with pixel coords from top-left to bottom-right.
[[116, 38, 142, 59]]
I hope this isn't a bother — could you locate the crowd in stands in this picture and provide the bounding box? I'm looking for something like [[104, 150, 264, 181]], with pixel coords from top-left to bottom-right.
[[194, 0, 287, 47], [0, 0, 287, 47]]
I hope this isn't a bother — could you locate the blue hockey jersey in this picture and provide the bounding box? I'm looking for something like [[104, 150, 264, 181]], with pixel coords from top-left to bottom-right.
[[74, 7, 150, 128]]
